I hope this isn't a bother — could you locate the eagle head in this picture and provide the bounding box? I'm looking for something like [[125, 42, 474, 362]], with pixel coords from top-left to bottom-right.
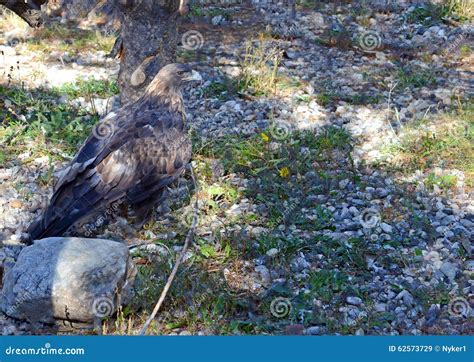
[[143, 63, 202, 112], [150, 63, 201, 90]]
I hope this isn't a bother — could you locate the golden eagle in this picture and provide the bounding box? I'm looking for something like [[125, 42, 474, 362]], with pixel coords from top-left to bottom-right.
[[24, 63, 202, 243]]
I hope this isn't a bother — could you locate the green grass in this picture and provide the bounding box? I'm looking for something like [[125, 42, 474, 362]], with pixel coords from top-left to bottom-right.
[[203, 79, 238, 101], [0, 84, 103, 164], [191, 125, 353, 266], [188, 5, 231, 20], [24, 23, 114, 55], [460, 44, 472, 57], [381, 102, 473, 188], [406, 3, 449, 25], [443, 0, 473, 21], [309, 269, 350, 303], [396, 67, 437, 89], [236, 34, 283, 96], [424, 173, 458, 191], [54, 77, 119, 99], [406, 0, 473, 24]]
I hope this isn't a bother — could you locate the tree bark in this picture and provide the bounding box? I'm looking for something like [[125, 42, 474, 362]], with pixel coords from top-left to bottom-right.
[[117, 0, 180, 104], [0, 0, 47, 27]]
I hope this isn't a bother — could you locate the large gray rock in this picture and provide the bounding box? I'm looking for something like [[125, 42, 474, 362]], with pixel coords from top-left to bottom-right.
[[0, 237, 136, 324]]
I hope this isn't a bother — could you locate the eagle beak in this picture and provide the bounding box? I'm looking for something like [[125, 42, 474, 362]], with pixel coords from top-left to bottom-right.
[[184, 70, 202, 82]]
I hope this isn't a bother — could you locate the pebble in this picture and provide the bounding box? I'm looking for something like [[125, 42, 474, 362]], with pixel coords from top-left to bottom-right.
[[266, 248, 279, 257], [396, 290, 415, 306], [380, 223, 393, 234], [255, 265, 271, 285], [346, 296, 363, 306], [0, 1, 471, 337], [439, 262, 457, 281], [9, 200, 22, 209], [339, 179, 350, 189], [305, 326, 324, 335]]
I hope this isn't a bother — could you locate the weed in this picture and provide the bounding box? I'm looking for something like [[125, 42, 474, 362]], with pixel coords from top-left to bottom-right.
[[424, 173, 458, 190], [54, 78, 119, 99], [309, 269, 350, 303], [396, 67, 437, 89], [236, 34, 283, 96], [382, 102, 473, 186], [0, 85, 100, 162], [203, 79, 238, 100]]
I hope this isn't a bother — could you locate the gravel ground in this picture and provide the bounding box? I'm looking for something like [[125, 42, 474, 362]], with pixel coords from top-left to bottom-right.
[[0, 0, 472, 335]]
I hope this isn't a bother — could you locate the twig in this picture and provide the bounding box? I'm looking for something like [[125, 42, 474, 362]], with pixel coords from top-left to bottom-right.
[[386, 81, 398, 137], [139, 166, 199, 335]]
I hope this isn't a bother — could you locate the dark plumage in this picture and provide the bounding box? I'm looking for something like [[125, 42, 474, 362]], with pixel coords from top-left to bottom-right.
[[25, 63, 202, 243]]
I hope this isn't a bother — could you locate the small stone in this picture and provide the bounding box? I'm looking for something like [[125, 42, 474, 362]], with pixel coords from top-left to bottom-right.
[[380, 223, 393, 233], [375, 188, 389, 198], [305, 326, 323, 335], [266, 248, 279, 257], [9, 199, 22, 209], [339, 179, 350, 189], [396, 290, 414, 306], [355, 328, 365, 335], [460, 219, 473, 229], [346, 296, 362, 306], [255, 265, 271, 285], [284, 324, 305, 335], [211, 15, 224, 26], [440, 262, 457, 281], [374, 303, 386, 312]]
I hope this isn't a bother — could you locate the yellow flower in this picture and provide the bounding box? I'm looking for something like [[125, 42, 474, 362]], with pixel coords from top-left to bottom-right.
[[279, 167, 290, 178], [260, 132, 270, 142]]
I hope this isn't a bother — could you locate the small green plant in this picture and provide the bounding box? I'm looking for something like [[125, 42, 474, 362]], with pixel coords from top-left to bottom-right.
[[444, 0, 474, 20], [381, 102, 473, 187], [188, 5, 231, 20], [309, 270, 350, 303], [460, 44, 472, 57], [54, 78, 119, 99], [296, 0, 319, 9], [396, 67, 436, 89], [236, 34, 283, 96], [424, 173, 458, 190], [203, 79, 237, 100], [406, 3, 448, 25]]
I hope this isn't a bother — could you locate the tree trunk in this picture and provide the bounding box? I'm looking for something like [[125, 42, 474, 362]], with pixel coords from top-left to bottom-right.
[[2, 0, 181, 105], [0, 0, 47, 27], [117, 0, 180, 104]]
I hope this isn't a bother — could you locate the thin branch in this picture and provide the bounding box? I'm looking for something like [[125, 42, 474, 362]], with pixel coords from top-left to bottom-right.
[[139, 166, 199, 335]]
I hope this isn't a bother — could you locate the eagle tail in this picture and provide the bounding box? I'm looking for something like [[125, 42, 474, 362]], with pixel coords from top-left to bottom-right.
[[23, 191, 104, 244], [23, 207, 78, 244]]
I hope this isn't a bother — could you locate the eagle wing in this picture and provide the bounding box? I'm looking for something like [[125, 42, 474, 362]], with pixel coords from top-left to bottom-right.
[[29, 107, 191, 239]]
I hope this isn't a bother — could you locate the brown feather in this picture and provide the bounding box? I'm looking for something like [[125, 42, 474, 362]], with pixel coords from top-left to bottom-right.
[[24, 64, 198, 242]]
